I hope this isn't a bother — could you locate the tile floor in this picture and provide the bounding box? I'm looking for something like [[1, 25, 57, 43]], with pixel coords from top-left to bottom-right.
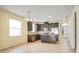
[[0, 39, 75, 53]]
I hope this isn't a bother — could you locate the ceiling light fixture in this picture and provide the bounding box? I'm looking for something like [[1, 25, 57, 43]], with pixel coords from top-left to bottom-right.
[[27, 10, 33, 22]]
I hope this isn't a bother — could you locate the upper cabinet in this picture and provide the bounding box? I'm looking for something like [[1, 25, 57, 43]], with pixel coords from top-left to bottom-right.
[[37, 24, 43, 31], [28, 22, 32, 31], [44, 22, 49, 28], [28, 21, 59, 32], [49, 23, 58, 28], [43, 22, 59, 31]]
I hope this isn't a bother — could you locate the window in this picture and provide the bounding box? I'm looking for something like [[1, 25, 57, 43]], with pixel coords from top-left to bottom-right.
[[51, 28, 58, 34], [54, 28, 58, 34], [9, 19, 21, 37]]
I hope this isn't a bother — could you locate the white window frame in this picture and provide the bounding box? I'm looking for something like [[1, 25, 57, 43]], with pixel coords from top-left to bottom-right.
[[9, 19, 22, 37]]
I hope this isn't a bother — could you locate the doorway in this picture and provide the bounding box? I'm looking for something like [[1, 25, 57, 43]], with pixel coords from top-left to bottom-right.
[[74, 12, 77, 52]]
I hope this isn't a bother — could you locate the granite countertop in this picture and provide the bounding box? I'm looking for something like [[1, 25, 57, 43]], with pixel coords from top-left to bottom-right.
[[28, 31, 45, 35], [28, 32, 38, 35]]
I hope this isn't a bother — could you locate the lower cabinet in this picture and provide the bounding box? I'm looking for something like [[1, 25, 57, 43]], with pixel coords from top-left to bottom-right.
[[28, 35, 40, 42], [28, 35, 36, 42], [28, 34, 58, 43]]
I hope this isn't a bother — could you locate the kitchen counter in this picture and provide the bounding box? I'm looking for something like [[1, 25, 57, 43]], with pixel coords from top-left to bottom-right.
[[28, 31, 58, 43], [28, 32, 38, 35], [28, 31, 45, 35], [28, 31, 41, 42]]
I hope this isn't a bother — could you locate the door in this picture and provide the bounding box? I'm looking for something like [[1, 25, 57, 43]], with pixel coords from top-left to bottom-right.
[[74, 12, 77, 52]]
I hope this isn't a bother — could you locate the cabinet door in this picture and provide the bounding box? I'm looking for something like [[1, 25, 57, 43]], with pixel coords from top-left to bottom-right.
[[28, 22, 32, 31], [44, 22, 49, 28], [37, 24, 41, 31]]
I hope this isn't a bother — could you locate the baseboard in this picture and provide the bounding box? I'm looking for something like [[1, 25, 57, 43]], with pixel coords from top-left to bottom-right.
[[0, 42, 26, 51], [67, 39, 76, 52]]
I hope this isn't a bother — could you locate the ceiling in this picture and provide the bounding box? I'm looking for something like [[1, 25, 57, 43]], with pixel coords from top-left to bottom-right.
[[0, 5, 74, 22]]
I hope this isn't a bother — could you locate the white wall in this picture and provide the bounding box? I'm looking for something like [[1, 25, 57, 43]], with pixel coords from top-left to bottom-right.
[[0, 9, 28, 50], [68, 7, 76, 49], [76, 6, 79, 52]]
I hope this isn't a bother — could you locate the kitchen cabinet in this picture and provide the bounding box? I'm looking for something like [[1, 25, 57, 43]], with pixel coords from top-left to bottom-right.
[[28, 34, 40, 42], [37, 24, 43, 31], [28, 22, 32, 31], [28, 35, 36, 42]]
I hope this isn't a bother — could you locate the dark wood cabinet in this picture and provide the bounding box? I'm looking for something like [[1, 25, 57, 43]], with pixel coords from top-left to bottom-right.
[[44, 22, 49, 28], [28, 35, 36, 42], [28, 22, 32, 31], [37, 24, 43, 31], [28, 34, 40, 42], [28, 22, 59, 43], [49, 23, 58, 28]]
